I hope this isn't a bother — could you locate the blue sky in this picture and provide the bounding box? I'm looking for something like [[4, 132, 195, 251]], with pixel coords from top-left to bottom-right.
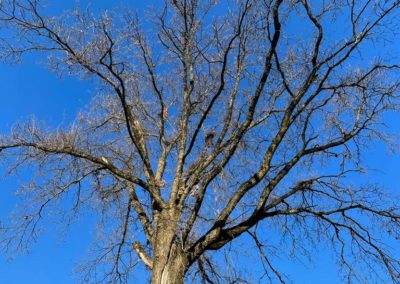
[[0, 52, 93, 284], [0, 1, 399, 283]]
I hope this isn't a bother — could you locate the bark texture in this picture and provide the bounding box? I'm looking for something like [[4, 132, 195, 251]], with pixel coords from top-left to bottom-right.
[[151, 210, 187, 284]]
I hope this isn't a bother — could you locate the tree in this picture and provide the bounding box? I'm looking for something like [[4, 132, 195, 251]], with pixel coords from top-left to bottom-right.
[[0, 0, 400, 283]]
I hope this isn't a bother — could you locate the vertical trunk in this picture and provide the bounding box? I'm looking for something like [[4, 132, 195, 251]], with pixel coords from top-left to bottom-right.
[[151, 250, 187, 284], [151, 210, 188, 284]]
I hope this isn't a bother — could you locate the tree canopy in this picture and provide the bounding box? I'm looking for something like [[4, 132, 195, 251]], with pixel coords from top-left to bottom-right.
[[1, 0, 400, 283]]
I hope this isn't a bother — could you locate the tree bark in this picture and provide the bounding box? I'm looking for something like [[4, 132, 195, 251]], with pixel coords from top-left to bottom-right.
[[151, 210, 188, 284], [151, 252, 187, 284]]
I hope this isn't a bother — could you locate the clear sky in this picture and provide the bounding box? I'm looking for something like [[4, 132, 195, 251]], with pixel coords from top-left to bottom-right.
[[0, 1, 399, 283]]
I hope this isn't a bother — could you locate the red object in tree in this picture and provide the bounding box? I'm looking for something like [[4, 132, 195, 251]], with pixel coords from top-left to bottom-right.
[[162, 108, 168, 119]]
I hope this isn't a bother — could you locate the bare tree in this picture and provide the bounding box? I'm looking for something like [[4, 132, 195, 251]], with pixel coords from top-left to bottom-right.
[[1, 0, 400, 283]]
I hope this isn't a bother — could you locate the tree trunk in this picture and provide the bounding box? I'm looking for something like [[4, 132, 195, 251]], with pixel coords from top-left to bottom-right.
[[151, 210, 188, 284], [151, 251, 187, 284]]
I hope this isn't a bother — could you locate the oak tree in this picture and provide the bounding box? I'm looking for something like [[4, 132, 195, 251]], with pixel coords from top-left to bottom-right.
[[1, 0, 400, 283]]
